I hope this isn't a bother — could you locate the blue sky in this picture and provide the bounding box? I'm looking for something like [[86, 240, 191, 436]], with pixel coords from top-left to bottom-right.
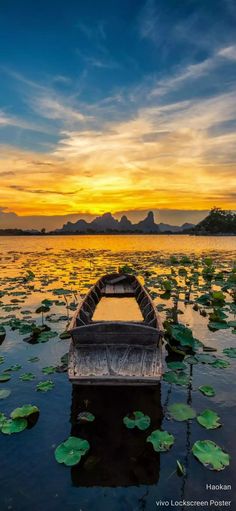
[[0, 0, 236, 229]]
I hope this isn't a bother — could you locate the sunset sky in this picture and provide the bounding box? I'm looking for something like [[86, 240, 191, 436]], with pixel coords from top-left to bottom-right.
[[0, 0, 236, 229]]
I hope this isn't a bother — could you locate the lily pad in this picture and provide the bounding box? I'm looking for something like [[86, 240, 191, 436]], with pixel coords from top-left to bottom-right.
[[163, 370, 189, 386], [208, 321, 230, 331], [28, 356, 39, 362], [211, 359, 230, 369], [168, 403, 196, 421], [0, 389, 11, 399], [167, 361, 187, 371], [223, 348, 236, 358], [54, 436, 90, 466], [147, 429, 174, 452], [192, 440, 230, 471], [123, 411, 151, 430], [1, 417, 27, 435], [197, 410, 221, 430], [20, 372, 36, 381], [42, 366, 56, 375], [11, 404, 39, 419], [36, 380, 54, 392], [196, 353, 216, 364], [77, 412, 95, 423], [0, 373, 11, 382], [176, 460, 186, 476], [199, 385, 215, 397]]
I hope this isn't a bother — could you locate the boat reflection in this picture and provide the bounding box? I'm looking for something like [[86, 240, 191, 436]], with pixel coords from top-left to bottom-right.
[[70, 384, 163, 487]]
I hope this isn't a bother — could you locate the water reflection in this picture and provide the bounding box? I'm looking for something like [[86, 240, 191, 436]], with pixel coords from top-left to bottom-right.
[[70, 384, 163, 487]]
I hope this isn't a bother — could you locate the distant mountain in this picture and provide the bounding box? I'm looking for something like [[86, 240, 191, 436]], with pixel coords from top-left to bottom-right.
[[58, 211, 195, 234]]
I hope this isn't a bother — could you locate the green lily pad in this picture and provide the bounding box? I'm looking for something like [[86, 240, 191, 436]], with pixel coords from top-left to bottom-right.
[[168, 403, 196, 421], [0, 389, 11, 399], [123, 411, 151, 430], [36, 380, 54, 392], [208, 321, 230, 331], [192, 440, 230, 471], [199, 385, 215, 397], [196, 353, 216, 364], [1, 417, 27, 435], [170, 324, 201, 349], [163, 370, 189, 386], [4, 364, 22, 372], [0, 373, 11, 382], [167, 361, 187, 371], [20, 372, 36, 381], [0, 356, 4, 364], [197, 410, 221, 429], [77, 412, 95, 423], [42, 366, 56, 375], [59, 331, 71, 339], [55, 436, 90, 466], [147, 429, 174, 452], [223, 348, 236, 358], [28, 356, 39, 362], [176, 460, 186, 476], [11, 404, 39, 419], [211, 359, 230, 369]]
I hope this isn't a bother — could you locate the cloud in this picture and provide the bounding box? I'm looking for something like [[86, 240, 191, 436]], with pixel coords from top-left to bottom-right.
[[31, 95, 86, 122], [218, 44, 236, 60]]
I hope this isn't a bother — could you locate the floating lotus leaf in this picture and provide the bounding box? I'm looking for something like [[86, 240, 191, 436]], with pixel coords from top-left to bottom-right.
[[223, 348, 236, 358], [28, 356, 39, 362], [170, 324, 201, 349], [59, 331, 71, 339], [192, 440, 230, 471], [0, 373, 11, 382], [199, 385, 215, 397], [147, 429, 174, 452], [208, 321, 230, 331], [168, 403, 196, 421], [1, 417, 27, 435], [176, 460, 186, 476], [211, 359, 230, 369], [20, 372, 35, 381], [42, 366, 56, 375], [228, 320, 236, 328], [5, 364, 21, 372], [196, 353, 216, 364], [77, 412, 95, 423], [123, 411, 151, 430], [210, 291, 225, 305], [0, 412, 6, 426], [11, 404, 39, 419], [197, 410, 221, 429], [54, 436, 90, 466], [0, 389, 11, 399], [167, 361, 187, 371], [0, 356, 4, 364], [163, 370, 189, 386], [185, 355, 198, 365], [37, 331, 57, 343], [197, 294, 211, 305], [36, 380, 54, 392], [35, 305, 50, 313]]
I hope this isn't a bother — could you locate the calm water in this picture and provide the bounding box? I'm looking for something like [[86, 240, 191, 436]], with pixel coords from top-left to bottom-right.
[[0, 235, 236, 511]]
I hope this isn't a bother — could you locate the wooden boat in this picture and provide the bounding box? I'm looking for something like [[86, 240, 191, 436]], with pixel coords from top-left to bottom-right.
[[68, 273, 163, 385]]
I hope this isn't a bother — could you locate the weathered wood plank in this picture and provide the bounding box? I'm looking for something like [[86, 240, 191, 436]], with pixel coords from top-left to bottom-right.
[[68, 343, 162, 384], [70, 322, 160, 345]]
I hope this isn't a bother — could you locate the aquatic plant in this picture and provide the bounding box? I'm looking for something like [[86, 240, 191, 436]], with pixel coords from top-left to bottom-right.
[[192, 440, 230, 471], [123, 411, 151, 430], [54, 436, 90, 466], [147, 429, 174, 452]]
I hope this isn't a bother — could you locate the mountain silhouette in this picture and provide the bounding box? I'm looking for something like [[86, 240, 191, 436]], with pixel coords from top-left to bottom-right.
[[59, 211, 194, 233]]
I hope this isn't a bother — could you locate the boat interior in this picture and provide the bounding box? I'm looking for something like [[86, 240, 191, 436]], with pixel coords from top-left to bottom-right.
[[74, 273, 158, 329]]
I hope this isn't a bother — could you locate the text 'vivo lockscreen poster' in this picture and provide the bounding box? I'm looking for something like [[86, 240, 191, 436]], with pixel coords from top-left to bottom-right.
[[0, 1, 235, 511]]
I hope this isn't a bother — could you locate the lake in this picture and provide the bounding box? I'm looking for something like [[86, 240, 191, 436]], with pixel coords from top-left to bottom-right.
[[0, 235, 236, 511]]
